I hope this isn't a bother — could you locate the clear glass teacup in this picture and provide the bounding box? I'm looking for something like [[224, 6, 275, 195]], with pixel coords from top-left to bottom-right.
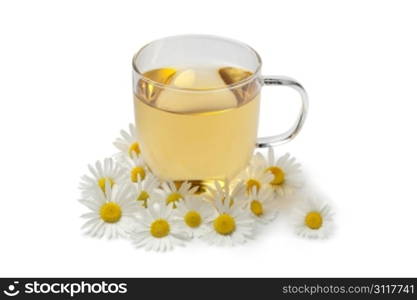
[[132, 35, 308, 182]]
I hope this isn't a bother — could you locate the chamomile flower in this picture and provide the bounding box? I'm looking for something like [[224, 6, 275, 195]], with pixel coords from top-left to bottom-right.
[[79, 158, 126, 197], [242, 187, 278, 224], [132, 173, 161, 207], [113, 123, 141, 158], [159, 181, 199, 207], [236, 161, 274, 194], [131, 199, 188, 251], [121, 155, 149, 183], [174, 196, 215, 238], [257, 147, 303, 196], [205, 179, 245, 207], [293, 195, 334, 239], [80, 182, 139, 239], [202, 181, 254, 246]]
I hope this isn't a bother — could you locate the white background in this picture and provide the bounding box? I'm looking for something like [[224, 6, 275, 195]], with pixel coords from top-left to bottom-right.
[[1, 0, 416, 277]]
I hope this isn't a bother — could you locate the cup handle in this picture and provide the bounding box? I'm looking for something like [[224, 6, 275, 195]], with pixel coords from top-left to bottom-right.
[[256, 76, 309, 148]]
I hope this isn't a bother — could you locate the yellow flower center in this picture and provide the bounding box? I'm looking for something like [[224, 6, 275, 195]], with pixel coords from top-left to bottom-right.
[[130, 166, 146, 182], [184, 211, 202, 228], [128, 142, 141, 157], [166, 192, 183, 206], [305, 211, 323, 230], [137, 191, 149, 207], [150, 219, 170, 238], [137, 191, 149, 201], [246, 179, 261, 193], [250, 200, 263, 217], [97, 177, 115, 193], [213, 214, 236, 235], [266, 166, 285, 185], [99, 202, 122, 223]]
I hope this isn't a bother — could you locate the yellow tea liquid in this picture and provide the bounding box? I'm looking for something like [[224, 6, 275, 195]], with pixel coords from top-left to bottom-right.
[[134, 66, 260, 181]]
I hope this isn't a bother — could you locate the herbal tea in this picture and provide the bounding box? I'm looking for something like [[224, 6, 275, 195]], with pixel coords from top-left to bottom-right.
[[134, 66, 261, 181]]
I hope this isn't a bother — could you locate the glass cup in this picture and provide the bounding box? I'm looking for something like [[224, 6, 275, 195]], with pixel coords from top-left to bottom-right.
[[132, 35, 308, 182]]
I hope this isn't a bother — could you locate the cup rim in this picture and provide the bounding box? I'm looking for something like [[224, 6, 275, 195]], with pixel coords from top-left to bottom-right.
[[132, 34, 262, 93]]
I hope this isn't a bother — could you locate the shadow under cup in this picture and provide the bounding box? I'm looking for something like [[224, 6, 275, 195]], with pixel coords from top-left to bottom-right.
[[132, 35, 263, 183]]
